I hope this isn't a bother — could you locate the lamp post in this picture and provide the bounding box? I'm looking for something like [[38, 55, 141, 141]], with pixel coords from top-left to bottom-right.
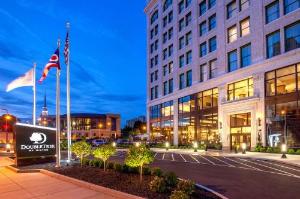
[[281, 143, 287, 159], [193, 141, 198, 152], [165, 141, 170, 151]]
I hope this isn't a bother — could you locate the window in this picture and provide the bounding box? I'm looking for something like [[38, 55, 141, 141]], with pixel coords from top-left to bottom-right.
[[266, 1, 280, 24], [240, 0, 250, 11], [186, 50, 192, 64], [179, 73, 185, 89], [227, 78, 254, 101], [155, 55, 158, 65], [150, 29, 154, 39], [168, 28, 173, 39], [163, 16, 168, 27], [186, 31, 192, 45], [169, 62, 174, 73], [284, 0, 300, 14], [179, 36, 185, 49], [150, 72, 154, 82], [200, 21, 207, 36], [163, 32, 168, 43], [267, 31, 281, 58], [209, 59, 217, 79], [186, 12, 192, 26], [163, 48, 168, 60], [208, 0, 216, 9], [168, 45, 173, 56], [168, 11, 173, 23], [209, 36, 217, 52], [186, 0, 192, 7], [179, 18, 185, 31], [163, 65, 167, 76], [150, 43, 154, 53], [241, 44, 251, 68], [163, 0, 173, 11], [186, 70, 192, 87], [150, 58, 154, 68], [200, 64, 206, 82], [227, 1, 237, 19], [163, 81, 168, 95], [179, 1, 185, 14], [151, 10, 158, 24], [154, 40, 158, 50], [228, 50, 238, 72], [155, 25, 158, 35], [266, 65, 298, 96], [179, 55, 185, 67], [228, 25, 237, 43], [169, 79, 173, 93], [155, 86, 158, 98], [285, 21, 300, 52], [199, 1, 207, 16], [155, 70, 158, 80], [240, 18, 250, 37], [208, 14, 216, 30], [151, 87, 155, 100], [200, 42, 207, 57]]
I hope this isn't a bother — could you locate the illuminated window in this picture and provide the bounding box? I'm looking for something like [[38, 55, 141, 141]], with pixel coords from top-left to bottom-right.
[[240, 0, 250, 11], [228, 25, 237, 43], [227, 78, 254, 101], [197, 88, 218, 110], [240, 18, 250, 37], [227, 1, 237, 19]]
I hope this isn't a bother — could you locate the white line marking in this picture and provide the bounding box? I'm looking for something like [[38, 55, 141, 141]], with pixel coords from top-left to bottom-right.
[[171, 153, 175, 161], [223, 157, 261, 171], [199, 154, 216, 165], [209, 155, 235, 167], [180, 154, 187, 162], [256, 160, 300, 173], [189, 155, 200, 163], [154, 152, 158, 158], [162, 153, 165, 160]]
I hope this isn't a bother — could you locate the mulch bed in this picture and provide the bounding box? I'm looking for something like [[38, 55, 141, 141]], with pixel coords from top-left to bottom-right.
[[51, 165, 220, 199]]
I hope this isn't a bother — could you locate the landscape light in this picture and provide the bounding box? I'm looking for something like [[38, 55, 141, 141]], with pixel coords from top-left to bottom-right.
[[112, 142, 116, 147], [6, 143, 10, 152], [135, 142, 140, 147], [165, 142, 170, 151], [193, 142, 198, 152], [241, 143, 246, 154], [281, 144, 287, 159]]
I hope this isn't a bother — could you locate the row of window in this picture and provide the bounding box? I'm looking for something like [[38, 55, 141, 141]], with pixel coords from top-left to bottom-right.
[[226, 0, 250, 19], [179, 70, 192, 89], [163, 0, 173, 12], [179, 12, 192, 31], [163, 44, 174, 60], [179, 50, 192, 68], [150, 70, 158, 83], [179, 0, 192, 14], [199, 36, 217, 57], [199, 0, 216, 16], [150, 25, 158, 39], [150, 85, 159, 100], [163, 27, 174, 43], [179, 31, 192, 49], [228, 43, 251, 72], [163, 61, 174, 76], [266, 0, 300, 24], [200, 59, 217, 82], [228, 17, 250, 43], [163, 79, 174, 96], [163, 11, 173, 28], [199, 14, 216, 36], [150, 39, 159, 54]]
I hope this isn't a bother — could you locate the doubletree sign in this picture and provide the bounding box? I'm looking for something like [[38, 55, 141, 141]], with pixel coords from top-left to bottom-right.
[[15, 123, 56, 158]]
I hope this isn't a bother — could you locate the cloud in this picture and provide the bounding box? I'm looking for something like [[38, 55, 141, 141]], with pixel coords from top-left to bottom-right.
[[70, 60, 99, 85], [0, 40, 30, 61]]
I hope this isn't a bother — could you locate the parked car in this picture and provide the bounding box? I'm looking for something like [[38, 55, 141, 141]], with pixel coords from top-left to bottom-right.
[[116, 139, 131, 145], [92, 139, 106, 147]]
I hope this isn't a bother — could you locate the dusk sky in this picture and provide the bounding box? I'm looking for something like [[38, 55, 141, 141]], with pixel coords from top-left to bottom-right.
[[0, 0, 147, 126]]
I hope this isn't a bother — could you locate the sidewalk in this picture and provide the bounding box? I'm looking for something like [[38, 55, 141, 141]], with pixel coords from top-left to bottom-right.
[[150, 148, 300, 167]]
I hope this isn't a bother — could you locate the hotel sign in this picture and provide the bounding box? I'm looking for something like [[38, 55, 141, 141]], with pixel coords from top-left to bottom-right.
[[15, 123, 56, 159]]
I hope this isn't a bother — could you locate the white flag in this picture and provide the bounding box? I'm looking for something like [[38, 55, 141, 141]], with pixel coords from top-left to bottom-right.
[[6, 68, 34, 92]]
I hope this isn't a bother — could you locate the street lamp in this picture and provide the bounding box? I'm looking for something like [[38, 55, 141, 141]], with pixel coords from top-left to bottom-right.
[[193, 141, 198, 152], [281, 144, 287, 159], [241, 143, 246, 154], [165, 141, 170, 151]]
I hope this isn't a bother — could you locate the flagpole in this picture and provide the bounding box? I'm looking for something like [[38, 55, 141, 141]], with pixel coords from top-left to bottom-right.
[[33, 62, 36, 126], [66, 22, 71, 163], [56, 39, 61, 167]]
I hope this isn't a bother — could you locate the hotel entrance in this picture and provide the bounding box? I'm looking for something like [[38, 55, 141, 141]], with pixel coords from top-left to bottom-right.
[[230, 112, 251, 150]]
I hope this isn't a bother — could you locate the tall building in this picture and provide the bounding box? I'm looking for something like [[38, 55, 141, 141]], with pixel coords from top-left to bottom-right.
[[145, 0, 300, 150]]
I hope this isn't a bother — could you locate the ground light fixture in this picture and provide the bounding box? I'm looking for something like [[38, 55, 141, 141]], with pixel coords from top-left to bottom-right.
[[241, 143, 247, 154], [6, 143, 10, 152], [112, 142, 116, 147], [165, 142, 170, 151], [135, 142, 140, 147], [193, 142, 198, 152], [281, 143, 287, 159]]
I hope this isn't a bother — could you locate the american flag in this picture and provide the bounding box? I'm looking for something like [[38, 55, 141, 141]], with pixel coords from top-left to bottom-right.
[[64, 32, 69, 65], [39, 48, 60, 83]]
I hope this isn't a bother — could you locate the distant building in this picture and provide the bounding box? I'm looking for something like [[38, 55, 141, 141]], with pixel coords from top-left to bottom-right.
[[38, 94, 51, 126], [126, 115, 146, 128]]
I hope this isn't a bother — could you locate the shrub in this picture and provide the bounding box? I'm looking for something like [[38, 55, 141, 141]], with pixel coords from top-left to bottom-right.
[[169, 190, 189, 199], [60, 139, 68, 150], [254, 145, 261, 152], [82, 158, 90, 166], [266, 147, 273, 153], [151, 167, 163, 177], [176, 180, 195, 195], [71, 141, 91, 167], [93, 144, 116, 171], [288, 149, 295, 154], [296, 149, 300, 155], [114, 163, 123, 172], [273, 147, 281, 153], [164, 171, 178, 188], [125, 144, 154, 182], [149, 176, 166, 193], [107, 162, 114, 169], [259, 147, 266, 152], [143, 166, 151, 175]]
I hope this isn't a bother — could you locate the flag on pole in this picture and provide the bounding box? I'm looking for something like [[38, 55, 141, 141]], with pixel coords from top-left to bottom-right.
[[39, 48, 60, 83], [64, 32, 69, 65], [6, 68, 34, 92]]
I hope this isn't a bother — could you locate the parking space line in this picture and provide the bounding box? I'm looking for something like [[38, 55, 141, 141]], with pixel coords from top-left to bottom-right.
[[154, 152, 158, 158], [162, 153, 165, 160], [256, 160, 300, 173], [199, 154, 216, 165], [189, 155, 200, 163], [223, 157, 261, 171], [179, 154, 187, 162], [171, 154, 175, 161], [209, 155, 235, 167]]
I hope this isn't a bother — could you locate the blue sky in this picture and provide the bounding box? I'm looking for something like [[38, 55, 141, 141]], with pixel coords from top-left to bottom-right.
[[0, 0, 147, 126]]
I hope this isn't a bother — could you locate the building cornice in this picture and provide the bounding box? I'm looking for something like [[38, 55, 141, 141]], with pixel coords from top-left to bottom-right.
[[144, 0, 158, 13]]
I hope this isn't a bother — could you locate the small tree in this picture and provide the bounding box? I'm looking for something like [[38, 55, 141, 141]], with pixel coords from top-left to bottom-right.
[[93, 144, 116, 171], [71, 141, 91, 167], [125, 144, 154, 182]]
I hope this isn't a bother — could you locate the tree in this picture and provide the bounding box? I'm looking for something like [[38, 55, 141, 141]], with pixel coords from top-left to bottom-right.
[[71, 141, 91, 167], [93, 144, 116, 171], [125, 144, 154, 182]]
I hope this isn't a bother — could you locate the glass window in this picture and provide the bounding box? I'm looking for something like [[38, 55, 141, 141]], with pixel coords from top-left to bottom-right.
[[163, 65, 167, 76], [163, 32, 168, 43], [285, 21, 300, 52], [266, 1, 280, 24], [240, 18, 250, 37], [267, 31, 281, 58], [168, 45, 173, 56], [200, 42, 207, 57], [200, 64, 206, 82], [209, 59, 217, 79], [179, 18, 185, 31], [179, 55, 185, 67], [151, 10, 158, 24], [228, 50, 238, 72], [186, 0, 192, 7], [163, 0, 173, 11], [186, 12, 192, 26], [168, 28, 173, 39], [197, 88, 218, 110], [208, 14, 216, 30], [186, 50, 192, 64], [209, 36, 217, 52], [241, 43, 251, 68], [276, 66, 296, 94], [227, 78, 254, 101], [155, 55, 158, 65], [169, 79, 173, 93], [200, 21, 207, 36], [179, 36, 185, 49], [163, 48, 168, 60], [169, 62, 174, 73], [186, 70, 192, 87], [240, 0, 250, 11], [179, 1, 185, 13], [186, 31, 192, 46], [227, 1, 237, 19], [168, 11, 173, 23], [284, 0, 300, 14], [179, 73, 185, 89], [199, 1, 207, 16], [208, 0, 216, 9], [163, 16, 168, 27], [155, 85, 158, 98], [155, 25, 158, 35], [163, 81, 168, 95], [228, 25, 237, 43]]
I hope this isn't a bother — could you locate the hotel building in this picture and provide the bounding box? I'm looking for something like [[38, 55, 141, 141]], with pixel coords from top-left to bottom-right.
[[145, 0, 300, 150]]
